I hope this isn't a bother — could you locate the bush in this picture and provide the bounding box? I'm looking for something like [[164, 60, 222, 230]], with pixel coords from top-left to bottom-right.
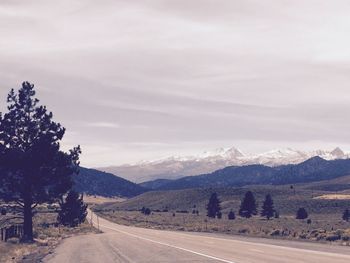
[[144, 208, 151, 215], [342, 209, 350, 222], [296, 208, 308, 219], [326, 235, 341, 242], [307, 219, 312, 224], [217, 212, 222, 219], [228, 211, 235, 220], [0, 208, 6, 216]]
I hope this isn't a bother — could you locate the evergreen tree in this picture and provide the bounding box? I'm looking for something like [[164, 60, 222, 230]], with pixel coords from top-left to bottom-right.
[[206, 193, 221, 218], [228, 210, 235, 220], [239, 191, 257, 218], [342, 209, 350, 222], [57, 191, 87, 227], [260, 194, 275, 220], [296, 208, 308, 219], [0, 82, 81, 241]]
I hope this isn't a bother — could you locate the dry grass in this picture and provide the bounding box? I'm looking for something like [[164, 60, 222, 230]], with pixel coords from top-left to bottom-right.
[[314, 194, 350, 200], [83, 195, 124, 205], [0, 211, 99, 263], [97, 210, 350, 245]]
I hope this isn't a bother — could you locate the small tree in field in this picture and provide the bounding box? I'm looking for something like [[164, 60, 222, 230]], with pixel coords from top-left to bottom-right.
[[239, 191, 257, 218], [58, 191, 87, 227], [228, 210, 235, 220], [260, 194, 275, 220], [343, 209, 350, 222], [0, 82, 81, 241], [296, 208, 308, 219], [206, 193, 221, 218]]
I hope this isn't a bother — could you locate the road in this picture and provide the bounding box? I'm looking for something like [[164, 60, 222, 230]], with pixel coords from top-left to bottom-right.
[[44, 211, 350, 263]]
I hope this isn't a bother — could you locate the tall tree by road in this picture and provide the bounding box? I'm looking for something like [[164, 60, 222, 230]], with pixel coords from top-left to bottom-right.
[[239, 191, 257, 218], [206, 192, 221, 218], [260, 194, 275, 220], [0, 82, 81, 242]]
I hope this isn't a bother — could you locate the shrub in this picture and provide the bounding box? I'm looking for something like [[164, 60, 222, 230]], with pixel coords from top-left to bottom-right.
[[296, 208, 308, 219], [217, 212, 222, 219], [228, 211, 236, 220], [307, 219, 312, 224], [0, 208, 6, 216], [144, 208, 151, 215], [274, 211, 279, 219], [342, 209, 350, 222]]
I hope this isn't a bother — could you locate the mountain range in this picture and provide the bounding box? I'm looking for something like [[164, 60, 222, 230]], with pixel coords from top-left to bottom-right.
[[99, 147, 349, 183], [141, 157, 350, 191]]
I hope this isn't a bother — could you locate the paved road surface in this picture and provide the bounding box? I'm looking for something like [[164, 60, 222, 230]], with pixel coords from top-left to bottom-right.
[[44, 211, 350, 263]]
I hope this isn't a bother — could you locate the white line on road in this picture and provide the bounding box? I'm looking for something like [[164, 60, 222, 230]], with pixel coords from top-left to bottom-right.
[[100, 224, 237, 263]]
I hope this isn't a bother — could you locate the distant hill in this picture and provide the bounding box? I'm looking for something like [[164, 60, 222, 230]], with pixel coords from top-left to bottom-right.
[[73, 167, 147, 198], [145, 157, 350, 191], [98, 176, 350, 215], [139, 179, 174, 190], [99, 147, 349, 183]]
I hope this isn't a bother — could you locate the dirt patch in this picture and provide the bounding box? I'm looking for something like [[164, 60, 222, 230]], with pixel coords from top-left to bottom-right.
[[314, 194, 350, 200]]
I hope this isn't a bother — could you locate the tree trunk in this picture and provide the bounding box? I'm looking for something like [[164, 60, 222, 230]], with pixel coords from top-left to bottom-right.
[[22, 199, 33, 242]]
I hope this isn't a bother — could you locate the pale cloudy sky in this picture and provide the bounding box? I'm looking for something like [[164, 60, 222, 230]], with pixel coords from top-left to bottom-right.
[[1, 0, 350, 167]]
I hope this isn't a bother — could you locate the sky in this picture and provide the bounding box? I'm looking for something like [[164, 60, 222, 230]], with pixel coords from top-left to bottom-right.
[[1, 0, 350, 167]]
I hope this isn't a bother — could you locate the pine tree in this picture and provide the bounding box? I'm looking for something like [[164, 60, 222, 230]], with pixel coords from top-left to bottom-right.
[[206, 193, 221, 218], [239, 191, 257, 218], [58, 191, 87, 227], [342, 209, 350, 222], [296, 208, 308, 219], [260, 194, 275, 220], [0, 82, 81, 241]]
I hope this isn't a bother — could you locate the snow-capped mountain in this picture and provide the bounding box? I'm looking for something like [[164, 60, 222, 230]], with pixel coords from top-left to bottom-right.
[[99, 147, 349, 183]]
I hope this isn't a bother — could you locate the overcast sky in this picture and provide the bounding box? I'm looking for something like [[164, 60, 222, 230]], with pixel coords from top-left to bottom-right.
[[1, 0, 350, 167]]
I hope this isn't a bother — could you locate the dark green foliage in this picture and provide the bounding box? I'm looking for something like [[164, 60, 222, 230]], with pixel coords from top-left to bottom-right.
[[57, 191, 87, 227], [274, 211, 280, 219], [141, 207, 151, 215], [296, 208, 308, 219], [228, 210, 235, 220], [74, 168, 146, 198], [239, 191, 257, 218], [1, 208, 6, 216], [144, 208, 151, 215], [0, 82, 80, 241], [217, 211, 222, 219], [342, 209, 350, 222], [206, 193, 221, 218], [260, 194, 275, 220]]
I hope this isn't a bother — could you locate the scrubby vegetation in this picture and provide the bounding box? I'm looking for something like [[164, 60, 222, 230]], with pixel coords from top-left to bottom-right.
[[95, 180, 350, 245]]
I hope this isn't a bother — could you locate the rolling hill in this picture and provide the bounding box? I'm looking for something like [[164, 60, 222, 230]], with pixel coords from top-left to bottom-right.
[[73, 167, 147, 198], [98, 176, 350, 215]]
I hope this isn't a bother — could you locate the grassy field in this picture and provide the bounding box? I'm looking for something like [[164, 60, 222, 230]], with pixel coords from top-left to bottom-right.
[[0, 205, 99, 263], [95, 176, 350, 245]]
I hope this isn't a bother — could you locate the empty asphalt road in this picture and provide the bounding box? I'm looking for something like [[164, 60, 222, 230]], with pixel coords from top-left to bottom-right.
[[44, 211, 350, 263]]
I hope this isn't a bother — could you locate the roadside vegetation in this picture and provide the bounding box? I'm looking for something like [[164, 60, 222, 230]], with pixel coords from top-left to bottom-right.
[[94, 182, 350, 246], [0, 82, 90, 262]]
